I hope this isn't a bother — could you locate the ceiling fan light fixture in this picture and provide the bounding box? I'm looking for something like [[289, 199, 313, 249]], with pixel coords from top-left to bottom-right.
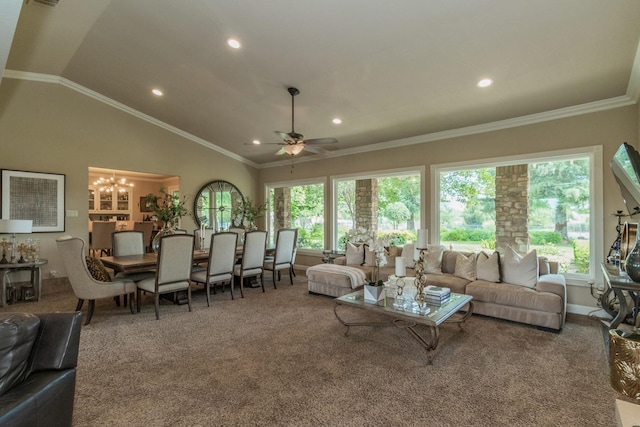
[[283, 145, 304, 156]]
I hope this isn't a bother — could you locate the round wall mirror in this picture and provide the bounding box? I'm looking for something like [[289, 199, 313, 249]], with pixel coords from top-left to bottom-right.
[[193, 180, 245, 230]]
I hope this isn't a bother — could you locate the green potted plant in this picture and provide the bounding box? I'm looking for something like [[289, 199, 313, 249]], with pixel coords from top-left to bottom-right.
[[145, 188, 189, 252], [234, 198, 266, 230]]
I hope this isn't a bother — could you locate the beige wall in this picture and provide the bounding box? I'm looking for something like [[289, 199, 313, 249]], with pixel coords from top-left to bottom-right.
[[259, 105, 640, 310], [0, 78, 259, 276]]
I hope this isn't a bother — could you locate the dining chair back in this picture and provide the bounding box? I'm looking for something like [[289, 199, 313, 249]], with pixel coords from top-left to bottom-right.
[[112, 230, 146, 257], [194, 228, 215, 251], [56, 236, 136, 325], [133, 221, 154, 252], [264, 228, 297, 287], [136, 234, 195, 320], [191, 232, 238, 305], [90, 221, 115, 256], [233, 230, 267, 297]]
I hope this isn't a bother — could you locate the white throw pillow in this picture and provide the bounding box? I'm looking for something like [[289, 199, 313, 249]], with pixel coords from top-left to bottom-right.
[[502, 246, 538, 288], [420, 246, 444, 275], [454, 252, 476, 281], [345, 242, 365, 265], [476, 251, 501, 282]]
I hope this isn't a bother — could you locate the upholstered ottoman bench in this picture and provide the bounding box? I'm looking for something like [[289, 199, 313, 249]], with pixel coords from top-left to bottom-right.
[[306, 264, 367, 297]]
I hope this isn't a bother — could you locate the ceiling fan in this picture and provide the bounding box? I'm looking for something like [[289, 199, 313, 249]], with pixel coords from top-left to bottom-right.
[[272, 87, 338, 156]]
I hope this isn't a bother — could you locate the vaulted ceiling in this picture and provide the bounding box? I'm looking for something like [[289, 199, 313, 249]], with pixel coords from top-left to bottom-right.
[[3, 0, 640, 167]]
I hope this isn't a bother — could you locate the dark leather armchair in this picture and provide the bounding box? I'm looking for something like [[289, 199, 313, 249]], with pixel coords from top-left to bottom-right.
[[0, 312, 82, 427]]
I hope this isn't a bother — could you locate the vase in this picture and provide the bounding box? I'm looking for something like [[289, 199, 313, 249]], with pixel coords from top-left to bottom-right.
[[363, 284, 385, 304], [625, 233, 640, 282], [152, 225, 176, 253]]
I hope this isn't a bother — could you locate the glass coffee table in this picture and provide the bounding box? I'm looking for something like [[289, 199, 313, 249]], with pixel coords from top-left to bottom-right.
[[334, 290, 473, 364]]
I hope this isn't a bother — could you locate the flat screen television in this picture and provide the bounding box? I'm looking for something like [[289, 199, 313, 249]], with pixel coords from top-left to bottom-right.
[[611, 142, 640, 217]]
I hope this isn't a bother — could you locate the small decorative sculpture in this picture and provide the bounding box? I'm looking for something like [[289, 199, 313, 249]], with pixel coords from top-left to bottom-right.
[[0, 238, 10, 264]]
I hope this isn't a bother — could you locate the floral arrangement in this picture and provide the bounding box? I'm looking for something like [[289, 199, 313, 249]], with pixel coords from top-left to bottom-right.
[[346, 227, 376, 245], [233, 198, 267, 228], [145, 188, 189, 227], [367, 237, 389, 286]]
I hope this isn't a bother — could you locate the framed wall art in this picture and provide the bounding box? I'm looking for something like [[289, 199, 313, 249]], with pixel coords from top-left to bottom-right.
[[1, 169, 65, 232]]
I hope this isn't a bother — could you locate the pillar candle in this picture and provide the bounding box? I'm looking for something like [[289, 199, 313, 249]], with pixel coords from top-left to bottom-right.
[[417, 229, 428, 249], [395, 257, 405, 277]]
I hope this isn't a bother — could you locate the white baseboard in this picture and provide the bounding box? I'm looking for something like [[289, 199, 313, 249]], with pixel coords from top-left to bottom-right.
[[567, 303, 612, 319]]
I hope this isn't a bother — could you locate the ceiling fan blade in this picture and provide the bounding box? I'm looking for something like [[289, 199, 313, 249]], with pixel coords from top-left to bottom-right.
[[303, 145, 328, 155], [305, 137, 338, 145]]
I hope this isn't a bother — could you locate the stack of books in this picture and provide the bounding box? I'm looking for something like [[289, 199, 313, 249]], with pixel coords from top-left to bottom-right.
[[424, 285, 451, 305]]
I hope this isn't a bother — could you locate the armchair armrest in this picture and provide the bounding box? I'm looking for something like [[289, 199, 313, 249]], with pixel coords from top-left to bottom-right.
[[27, 312, 82, 373]]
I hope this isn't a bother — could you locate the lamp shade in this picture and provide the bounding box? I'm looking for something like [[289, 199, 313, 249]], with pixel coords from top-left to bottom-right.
[[0, 219, 33, 234], [283, 144, 304, 155], [609, 329, 640, 399]]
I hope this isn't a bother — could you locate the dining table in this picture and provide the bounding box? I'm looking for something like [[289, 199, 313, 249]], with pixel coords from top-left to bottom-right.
[[99, 250, 211, 274]]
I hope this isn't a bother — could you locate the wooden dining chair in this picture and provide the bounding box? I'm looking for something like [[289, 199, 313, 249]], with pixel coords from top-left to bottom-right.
[[90, 221, 115, 256], [133, 221, 154, 253], [228, 227, 246, 244], [136, 234, 195, 320], [191, 232, 238, 305], [233, 230, 267, 298], [263, 228, 297, 288], [56, 236, 136, 325], [111, 230, 155, 282]]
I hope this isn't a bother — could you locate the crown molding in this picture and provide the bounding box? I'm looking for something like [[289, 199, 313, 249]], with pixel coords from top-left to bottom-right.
[[260, 95, 636, 169], [2, 70, 259, 168]]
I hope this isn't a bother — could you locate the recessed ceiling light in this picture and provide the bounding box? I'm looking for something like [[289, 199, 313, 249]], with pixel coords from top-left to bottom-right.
[[151, 88, 163, 96], [477, 78, 493, 88], [252, 140, 261, 145], [226, 38, 242, 49], [332, 118, 342, 125]]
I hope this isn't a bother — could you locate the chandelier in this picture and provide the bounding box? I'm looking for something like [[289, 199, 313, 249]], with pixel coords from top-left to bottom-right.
[[93, 174, 134, 193]]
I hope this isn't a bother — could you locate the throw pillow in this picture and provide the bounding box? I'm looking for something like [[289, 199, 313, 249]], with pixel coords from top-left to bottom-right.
[[402, 243, 416, 269], [421, 246, 444, 275], [476, 251, 501, 282], [85, 256, 112, 282], [363, 244, 376, 267], [538, 256, 550, 276], [502, 246, 538, 288], [345, 242, 365, 266], [454, 252, 476, 281]]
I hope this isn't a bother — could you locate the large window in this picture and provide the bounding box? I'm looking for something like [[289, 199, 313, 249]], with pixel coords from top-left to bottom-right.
[[333, 169, 423, 248], [433, 147, 602, 281], [266, 181, 325, 250]]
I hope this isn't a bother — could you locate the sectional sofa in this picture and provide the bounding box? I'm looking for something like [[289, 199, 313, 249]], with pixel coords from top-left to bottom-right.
[[327, 243, 567, 331]]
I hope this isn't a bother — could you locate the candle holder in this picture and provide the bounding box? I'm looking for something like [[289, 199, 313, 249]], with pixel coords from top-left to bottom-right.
[[412, 247, 429, 314], [393, 275, 407, 310]]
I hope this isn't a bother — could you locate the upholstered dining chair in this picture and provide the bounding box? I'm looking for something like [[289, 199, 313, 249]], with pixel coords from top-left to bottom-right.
[[133, 221, 154, 253], [90, 221, 115, 256], [191, 232, 238, 305], [233, 230, 267, 298], [111, 231, 155, 304], [263, 228, 297, 288], [56, 236, 136, 325], [136, 234, 195, 320]]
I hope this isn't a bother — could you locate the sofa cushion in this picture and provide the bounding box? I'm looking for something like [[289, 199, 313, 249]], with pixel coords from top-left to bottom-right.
[[454, 252, 476, 281], [502, 246, 538, 288], [85, 256, 112, 282], [476, 251, 501, 282], [422, 246, 444, 274], [466, 280, 564, 314], [425, 274, 470, 294], [345, 242, 365, 266], [0, 313, 41, 396], [402, 243, 416, 268]]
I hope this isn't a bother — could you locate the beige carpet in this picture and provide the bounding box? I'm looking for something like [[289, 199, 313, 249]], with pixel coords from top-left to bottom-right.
[[1, 275, 617, 426]]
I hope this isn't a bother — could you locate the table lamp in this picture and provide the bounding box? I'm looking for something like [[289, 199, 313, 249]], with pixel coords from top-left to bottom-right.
[[0, 219, 33, 263], [609, 329, 640, 400]]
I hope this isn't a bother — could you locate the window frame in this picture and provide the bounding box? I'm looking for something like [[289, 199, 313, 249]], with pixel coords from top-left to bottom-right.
[[331, 166, 425, 250], [265, 177, 327, 253], [430, 146, 603, 287]]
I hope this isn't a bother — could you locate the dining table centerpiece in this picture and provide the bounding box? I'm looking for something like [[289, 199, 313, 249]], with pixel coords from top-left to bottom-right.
[[233, 197, 266, 231], [145, 188, 189, 252]]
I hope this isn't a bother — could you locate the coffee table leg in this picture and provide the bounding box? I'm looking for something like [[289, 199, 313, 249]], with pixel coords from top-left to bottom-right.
[[334, 304, 388, 336], [401, 322, 439, 364]]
